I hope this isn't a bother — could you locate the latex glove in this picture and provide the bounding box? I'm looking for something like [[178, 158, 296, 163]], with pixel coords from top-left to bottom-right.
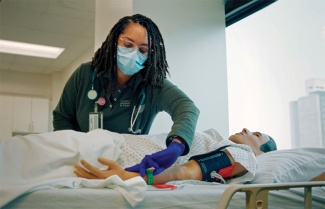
[[125, 141, 185, 177]]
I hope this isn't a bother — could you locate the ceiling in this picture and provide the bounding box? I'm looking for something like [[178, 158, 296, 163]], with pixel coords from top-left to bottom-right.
[[0, 0, 95, 74], [0, 0, 276, 75]]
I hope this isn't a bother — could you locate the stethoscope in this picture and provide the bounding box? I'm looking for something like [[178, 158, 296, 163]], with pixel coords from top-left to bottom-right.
[[87, 67, 145, 134], [128, 88, 145, 134], [87, 68, 106, 105]]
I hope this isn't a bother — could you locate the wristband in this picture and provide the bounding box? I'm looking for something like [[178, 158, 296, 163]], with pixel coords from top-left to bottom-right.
[[146, 169, 154, 185], [167, 135, 182, 143]]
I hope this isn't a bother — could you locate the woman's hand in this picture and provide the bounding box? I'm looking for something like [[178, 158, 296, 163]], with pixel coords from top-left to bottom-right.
[[74, 157, 127, 180], [125, 141, 185, 176]]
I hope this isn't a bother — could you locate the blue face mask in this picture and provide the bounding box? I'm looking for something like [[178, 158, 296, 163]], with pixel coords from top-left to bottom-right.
[[117, 46, 148, 76]]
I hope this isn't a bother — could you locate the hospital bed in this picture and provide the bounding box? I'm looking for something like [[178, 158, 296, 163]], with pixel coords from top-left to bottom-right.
[[2, 181, 325, 209], [1, 129, 324, 209]]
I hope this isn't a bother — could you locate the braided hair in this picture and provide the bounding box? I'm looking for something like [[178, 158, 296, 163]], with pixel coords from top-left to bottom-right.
[[91, 14, 169, 97]]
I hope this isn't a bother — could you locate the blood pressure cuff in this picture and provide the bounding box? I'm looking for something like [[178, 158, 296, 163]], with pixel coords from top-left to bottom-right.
[[189, 145, 233, 182]]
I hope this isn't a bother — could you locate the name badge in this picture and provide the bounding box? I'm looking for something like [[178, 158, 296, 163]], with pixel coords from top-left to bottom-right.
[[89, 112, 103, 131]]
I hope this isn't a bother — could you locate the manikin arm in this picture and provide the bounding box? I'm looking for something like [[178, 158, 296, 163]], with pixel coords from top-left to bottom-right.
[[74, 151, 247, 184]]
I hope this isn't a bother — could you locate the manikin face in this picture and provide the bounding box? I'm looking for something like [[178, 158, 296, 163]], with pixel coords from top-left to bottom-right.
[[228, 128, 271, 156]]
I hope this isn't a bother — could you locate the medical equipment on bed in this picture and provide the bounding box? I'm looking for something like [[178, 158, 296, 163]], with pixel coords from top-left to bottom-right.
[[189, 145, 233, 183]]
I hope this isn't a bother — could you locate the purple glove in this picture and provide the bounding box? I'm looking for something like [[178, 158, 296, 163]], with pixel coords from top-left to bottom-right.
[[125, 141, 185, 177]]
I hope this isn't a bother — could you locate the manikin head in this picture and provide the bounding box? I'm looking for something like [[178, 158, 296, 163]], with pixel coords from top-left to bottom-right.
[[229, 128, 277, 156]]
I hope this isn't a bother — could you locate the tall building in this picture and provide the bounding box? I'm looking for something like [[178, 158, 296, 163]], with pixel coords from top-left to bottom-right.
[[290, 78, 325, 148]]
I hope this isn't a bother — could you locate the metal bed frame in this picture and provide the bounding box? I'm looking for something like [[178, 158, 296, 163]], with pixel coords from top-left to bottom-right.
[[217, 181, 325, 209]]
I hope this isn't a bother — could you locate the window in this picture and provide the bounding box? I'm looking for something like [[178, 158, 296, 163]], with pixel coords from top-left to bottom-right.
[[226, 0, 325, 149]]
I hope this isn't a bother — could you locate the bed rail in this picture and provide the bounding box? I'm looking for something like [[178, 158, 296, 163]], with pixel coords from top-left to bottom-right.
[[216, 181, 325, 209]]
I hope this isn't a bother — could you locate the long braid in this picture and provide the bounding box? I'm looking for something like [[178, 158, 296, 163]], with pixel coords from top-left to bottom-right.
[[91, 14, 169, 97]]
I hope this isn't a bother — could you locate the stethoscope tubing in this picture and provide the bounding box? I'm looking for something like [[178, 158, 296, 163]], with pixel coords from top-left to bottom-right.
[[129, 89, 145, 134]]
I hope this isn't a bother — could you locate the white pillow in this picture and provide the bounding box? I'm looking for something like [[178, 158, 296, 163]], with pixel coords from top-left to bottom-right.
[[251, 148, 325, 184]]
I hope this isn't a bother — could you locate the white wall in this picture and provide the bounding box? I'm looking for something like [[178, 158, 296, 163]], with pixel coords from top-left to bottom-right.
[[51, 46, 94, 107], [94, 0, 133, 51], [133, 0, 229, 137], [0, 70, 51, 98]]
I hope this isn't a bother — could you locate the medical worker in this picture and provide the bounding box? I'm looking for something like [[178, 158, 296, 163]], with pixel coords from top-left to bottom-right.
[[53, 14, 199, 176]]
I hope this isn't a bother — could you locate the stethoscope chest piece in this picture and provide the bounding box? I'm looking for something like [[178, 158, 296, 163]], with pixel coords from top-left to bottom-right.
[[87, 89, 98, 100], [88, 67, 99, 100]]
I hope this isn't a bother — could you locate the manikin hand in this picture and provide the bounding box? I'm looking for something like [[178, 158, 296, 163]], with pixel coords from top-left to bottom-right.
[[125, 141, 185, 177], [74, 157, 134, 180]]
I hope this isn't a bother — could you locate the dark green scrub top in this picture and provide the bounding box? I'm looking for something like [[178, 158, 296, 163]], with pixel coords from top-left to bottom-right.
[[53, 62, 199, 154]]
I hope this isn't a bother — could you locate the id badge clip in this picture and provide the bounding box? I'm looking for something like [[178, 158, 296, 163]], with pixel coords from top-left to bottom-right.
[[89, 102, 103, 131]]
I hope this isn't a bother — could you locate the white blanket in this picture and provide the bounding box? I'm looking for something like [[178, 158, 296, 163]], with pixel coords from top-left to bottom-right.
[[0, 128, 257, 208], [0, 129, 146, 207]]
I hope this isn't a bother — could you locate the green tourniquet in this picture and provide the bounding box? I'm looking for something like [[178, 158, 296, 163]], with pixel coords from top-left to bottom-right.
[[53, 62, 199, 155], [146, 169, 154, 185]]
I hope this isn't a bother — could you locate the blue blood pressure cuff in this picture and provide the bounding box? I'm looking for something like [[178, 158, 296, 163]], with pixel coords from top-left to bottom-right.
[[189, 145, 232, 182]]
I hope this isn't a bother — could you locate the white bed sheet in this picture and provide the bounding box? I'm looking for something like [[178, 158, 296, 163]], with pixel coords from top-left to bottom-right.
[[3, 183, 325, 209]]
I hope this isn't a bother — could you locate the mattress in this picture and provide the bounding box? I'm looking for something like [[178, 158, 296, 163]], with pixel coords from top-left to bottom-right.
[[3, 183, 325, 209]]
